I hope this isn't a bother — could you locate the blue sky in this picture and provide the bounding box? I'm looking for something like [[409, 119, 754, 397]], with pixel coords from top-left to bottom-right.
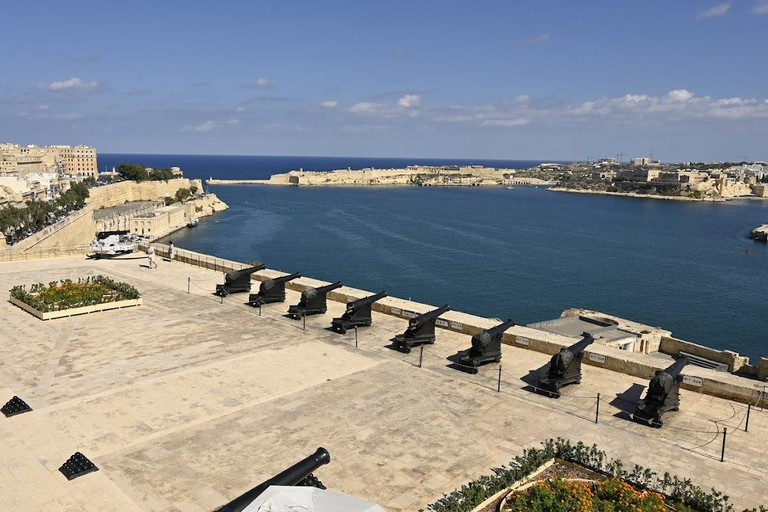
[[1, 0, 767, 161]]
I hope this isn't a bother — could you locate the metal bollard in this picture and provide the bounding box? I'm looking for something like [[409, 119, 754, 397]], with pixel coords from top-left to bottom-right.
[[258, 304, 262, 317], [497, 365, 502, 392], [595, 393, 601, 424], [187, 277, 191, 294], [220, 293, 223, 305], [745, 404, 751, 432], [419, 345, 424, 368], [721, 427, 727, 462], [354, 326, 358, 348], [303, 311, 306, 331]]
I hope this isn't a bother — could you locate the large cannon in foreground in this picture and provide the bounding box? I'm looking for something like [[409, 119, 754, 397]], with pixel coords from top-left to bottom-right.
[[215, 447, 331, 512], [634, 357, 689, 428], [537, 334, 594, 398], [393, 304, 451, 353], [215, 264, 266, 296], [458, 319, 515, 374], [331, 291, 387, 334], [248, 272, 302, 306], [287, 281, 343, 319]]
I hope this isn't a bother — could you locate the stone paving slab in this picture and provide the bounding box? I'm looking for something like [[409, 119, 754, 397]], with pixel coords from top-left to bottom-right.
[[0, 255, 766, 511]]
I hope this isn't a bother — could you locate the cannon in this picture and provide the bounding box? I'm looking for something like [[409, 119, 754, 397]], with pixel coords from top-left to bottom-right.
[[215, 447, 330, 512], [634, 357, 689, 428], [215, 264, 266, 296], [537, 334, 594, 398], [331, 291, 387, 334], [287, 281, 343, 319], [393, 304, 451, 353], [248, 272, 301, 306], [458, 319, 515, 373]]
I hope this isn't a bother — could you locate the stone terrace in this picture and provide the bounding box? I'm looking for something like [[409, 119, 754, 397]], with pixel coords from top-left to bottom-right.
[[0, 256, 766, 511]]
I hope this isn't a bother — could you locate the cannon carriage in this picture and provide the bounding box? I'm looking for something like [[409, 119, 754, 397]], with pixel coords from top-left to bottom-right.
[[248, 272, 301, 306], [393, 304, 451, 353], [537, 334, 594, 398], [331, 291, 387, 334], [634, 357, 689, 428], [215, 264, 266, 297], [287, 281, 343, 319], [458, 319, 515, 374]]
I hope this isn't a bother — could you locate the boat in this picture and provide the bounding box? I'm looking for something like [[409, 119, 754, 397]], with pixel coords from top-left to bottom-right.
[[187, 218, 199, 228], [506, 186, 515, 190]]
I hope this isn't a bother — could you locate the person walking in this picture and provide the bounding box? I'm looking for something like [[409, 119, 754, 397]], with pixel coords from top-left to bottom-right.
[[169, 241, 176, 262], [147, 245, 157, 269]]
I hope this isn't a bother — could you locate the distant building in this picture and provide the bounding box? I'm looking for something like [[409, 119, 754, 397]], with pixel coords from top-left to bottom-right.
[[0, 143, 97, 179], [630, 157, 661, 167], [598, 157, 618, 165]]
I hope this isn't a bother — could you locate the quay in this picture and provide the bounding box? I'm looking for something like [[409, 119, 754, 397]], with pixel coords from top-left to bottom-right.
[[1, 253, 768, 510]]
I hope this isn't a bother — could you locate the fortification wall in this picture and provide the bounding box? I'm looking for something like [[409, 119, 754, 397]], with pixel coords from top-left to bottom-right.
[[660, 336, 749, 372], [87, 179, 204, 209], [144, 244, 768, 408]]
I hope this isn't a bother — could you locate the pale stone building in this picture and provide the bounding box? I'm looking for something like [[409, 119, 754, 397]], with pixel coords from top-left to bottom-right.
[[0, 143, 98, 179]]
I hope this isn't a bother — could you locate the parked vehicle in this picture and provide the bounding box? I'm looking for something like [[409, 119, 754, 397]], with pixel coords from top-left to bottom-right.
[[90, 230, 135, 258]]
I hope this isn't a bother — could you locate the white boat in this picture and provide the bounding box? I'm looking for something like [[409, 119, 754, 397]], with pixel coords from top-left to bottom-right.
[[187, 218, 199, 228], [506, 186, 515, 190]]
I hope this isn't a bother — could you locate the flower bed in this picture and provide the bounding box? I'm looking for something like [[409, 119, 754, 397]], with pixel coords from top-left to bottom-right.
[[9, 276, 141, 320], [423, 439, 766, 512], [503, 477, 667, 512]]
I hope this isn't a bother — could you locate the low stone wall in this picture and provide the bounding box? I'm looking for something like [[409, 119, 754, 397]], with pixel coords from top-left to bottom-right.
[[660, 336, 749, 372], [146, 243, 768, 408], [10, 206, 97, 252]]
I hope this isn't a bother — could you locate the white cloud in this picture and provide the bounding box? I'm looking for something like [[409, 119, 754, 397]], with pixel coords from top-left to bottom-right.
[[46, 77, 100, 92], [397, 94, 420, 108], [54, 113, 84, 120], [753, 1, 768, 14], [481, 118, 530, 127], [667, 89, 695, 101], [526, 34, 550, 45], [226, 118, 240, 125], [567, 89, 768, 120], [349, 102, 382, 114], [243, 77, 273, 89], [235, 106, 247, 112], [320, 100, 338, 108], [697, 2, 731, 18], [513, 94, 531, 104], [182, 120, 218, 132]]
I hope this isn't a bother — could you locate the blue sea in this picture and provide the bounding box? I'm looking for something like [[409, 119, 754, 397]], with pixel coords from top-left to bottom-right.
[[101, 154, 768, 362]]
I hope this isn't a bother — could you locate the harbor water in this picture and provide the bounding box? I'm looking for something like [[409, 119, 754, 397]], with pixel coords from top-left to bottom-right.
[[101, 154, 768, 361]]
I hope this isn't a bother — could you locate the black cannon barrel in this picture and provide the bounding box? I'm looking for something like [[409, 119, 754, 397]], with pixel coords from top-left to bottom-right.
[[348, 291, 387, 311], [271, 271, 302, 284], [661, 356, 689, 378], [485, 318, 516, 338], [412, 304, 451, 326], [227, 264, 266, 282], [567, 334, 594, 355], [216, 447, 331, 512], [314, 281, 343, 294]]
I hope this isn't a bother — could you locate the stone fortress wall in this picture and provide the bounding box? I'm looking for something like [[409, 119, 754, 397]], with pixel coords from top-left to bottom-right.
[[2, 179, 227, 256]]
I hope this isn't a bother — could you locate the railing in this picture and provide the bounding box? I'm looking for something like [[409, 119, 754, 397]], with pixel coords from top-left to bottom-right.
[[138, 242, 249, 274]]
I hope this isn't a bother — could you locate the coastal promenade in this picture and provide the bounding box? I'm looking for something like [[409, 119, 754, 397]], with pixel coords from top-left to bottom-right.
[[1, 256, 767, 510]]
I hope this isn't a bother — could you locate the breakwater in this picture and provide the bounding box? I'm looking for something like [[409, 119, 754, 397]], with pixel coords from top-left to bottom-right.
[[142, 241, 768, 407]]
